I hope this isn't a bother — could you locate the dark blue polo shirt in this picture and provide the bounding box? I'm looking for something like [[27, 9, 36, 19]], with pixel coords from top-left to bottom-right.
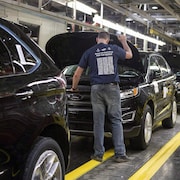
[[78, 43, 126, 85]]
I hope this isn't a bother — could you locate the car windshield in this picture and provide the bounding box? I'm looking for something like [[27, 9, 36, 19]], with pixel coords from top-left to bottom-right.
[[62, 65, 89, 77], [62, 64, 141, 77]]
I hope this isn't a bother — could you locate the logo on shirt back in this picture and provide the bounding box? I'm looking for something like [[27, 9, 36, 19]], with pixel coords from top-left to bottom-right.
[[95, 47, 114, 75]]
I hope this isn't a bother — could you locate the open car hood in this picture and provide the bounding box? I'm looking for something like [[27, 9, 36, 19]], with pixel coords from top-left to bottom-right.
[[46, 32, 144, 73]]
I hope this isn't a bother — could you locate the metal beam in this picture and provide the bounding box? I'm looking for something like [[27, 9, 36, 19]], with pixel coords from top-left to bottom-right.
[[175, 0, 180, 6], [96, 0, 148, 25], [154, 0, 180, 21], [97, 0, 167, 33], [127, 4, 165, 29]]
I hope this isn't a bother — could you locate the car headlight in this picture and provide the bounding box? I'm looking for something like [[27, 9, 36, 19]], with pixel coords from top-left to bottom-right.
[[120, 87, 139, 99]]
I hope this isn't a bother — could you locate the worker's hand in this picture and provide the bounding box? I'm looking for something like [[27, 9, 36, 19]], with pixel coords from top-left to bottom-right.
[[70, 88, 79, 92], [117, 35, 127, 43]]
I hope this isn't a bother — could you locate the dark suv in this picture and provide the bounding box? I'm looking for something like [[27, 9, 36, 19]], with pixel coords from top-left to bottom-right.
[[46, 32, 177, 150], [0, 18, 70, 179], [161, 52, 180, 105]]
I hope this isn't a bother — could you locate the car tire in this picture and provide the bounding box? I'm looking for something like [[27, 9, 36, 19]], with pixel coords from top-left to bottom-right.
[[162, 97, 177, 128], [130, 105, 153, 150], [22, 137, 65, 180]]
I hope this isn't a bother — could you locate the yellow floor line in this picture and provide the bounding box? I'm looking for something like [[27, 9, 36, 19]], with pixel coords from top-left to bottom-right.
[[66, 132, 180, 180], [129, 132, 180, 180], [65, 149, 114, 180]]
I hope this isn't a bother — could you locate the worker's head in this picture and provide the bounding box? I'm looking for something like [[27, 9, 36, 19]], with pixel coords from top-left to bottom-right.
[[96, 31, 110, 44]]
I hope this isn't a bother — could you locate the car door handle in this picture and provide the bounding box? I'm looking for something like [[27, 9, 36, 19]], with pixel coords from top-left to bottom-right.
[[16, 89, 34, 97]]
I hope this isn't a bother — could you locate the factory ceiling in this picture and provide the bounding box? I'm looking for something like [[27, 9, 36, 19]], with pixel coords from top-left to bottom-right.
[[46, 0, 180, 45], [0, 0, 180, 46], [78, 0, 180, 40]]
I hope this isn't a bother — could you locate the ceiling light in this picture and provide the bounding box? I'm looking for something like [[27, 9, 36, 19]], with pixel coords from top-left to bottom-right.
[[155, 17, 178, 21], [143, 18, 148, 21], [126, 18, 133, 21], [152, 6, 158, 10], [93, 15, 166, 46]]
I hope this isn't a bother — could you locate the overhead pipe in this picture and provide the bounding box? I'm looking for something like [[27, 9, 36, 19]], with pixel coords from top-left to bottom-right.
[[150, 28, 180, 47]]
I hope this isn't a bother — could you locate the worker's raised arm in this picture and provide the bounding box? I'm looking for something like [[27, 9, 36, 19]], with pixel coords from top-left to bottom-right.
[[117, 35, 133, 59]]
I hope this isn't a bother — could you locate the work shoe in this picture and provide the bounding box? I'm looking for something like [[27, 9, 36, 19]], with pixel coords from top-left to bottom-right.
[[91, 154, 103, 162], [113, 155, 130, 163]]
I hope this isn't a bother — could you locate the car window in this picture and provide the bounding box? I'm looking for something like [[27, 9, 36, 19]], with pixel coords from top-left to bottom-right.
[[156, 55, 171, 77], [0, 39, 14, 75], [149, 56, 161, 77], [0, 27, 37, 75]]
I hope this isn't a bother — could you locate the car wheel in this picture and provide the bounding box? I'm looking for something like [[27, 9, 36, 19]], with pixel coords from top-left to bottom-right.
[[22, 137, 65, 180], [130, 105, 153, 150], [162, 97, 177, 128]]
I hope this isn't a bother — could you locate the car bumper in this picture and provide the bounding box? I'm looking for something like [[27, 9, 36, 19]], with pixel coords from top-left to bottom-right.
[[123, 125, 141, 138], [68, 94, 142, 139]]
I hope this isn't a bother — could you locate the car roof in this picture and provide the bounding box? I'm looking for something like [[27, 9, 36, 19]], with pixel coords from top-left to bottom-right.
[[0, 18, 32, 42]]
